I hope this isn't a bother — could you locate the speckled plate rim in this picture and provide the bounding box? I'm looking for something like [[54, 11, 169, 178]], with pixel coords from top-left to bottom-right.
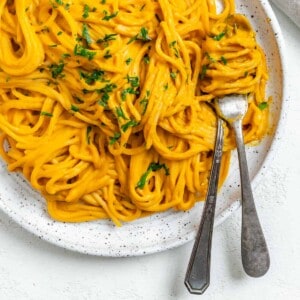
[[0, 0, 288, 257]]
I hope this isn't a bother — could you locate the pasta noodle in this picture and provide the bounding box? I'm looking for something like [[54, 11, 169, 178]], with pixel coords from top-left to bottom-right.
[[0, 0, 269, 226]]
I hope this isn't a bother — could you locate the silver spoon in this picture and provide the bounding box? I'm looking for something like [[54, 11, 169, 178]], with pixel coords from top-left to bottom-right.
[[185, 117, 224, 294], [215, 94, 270, 277]]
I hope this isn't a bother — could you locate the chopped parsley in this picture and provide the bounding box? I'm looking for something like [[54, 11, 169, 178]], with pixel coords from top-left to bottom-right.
[[109, 132, 121, 145], [121, 87, 139, 100], [127, 27, 151, 44], [212, 29, 228, 41], [116, 107, 128, 120], [97, 83, 117, 108], [136, 162, 170, 189], [125, 57, 132, 65], [220, 56, 227, 65], [80, 69, 104, 84], [97, 83, 117, 94], [82, 23, 92, 45], [51, 0, 70, 10], [103, 50, 112, 59], [138, 27, 151, 42], [74, 44, 96, 60], [121, 119, 139, 132], [200, 64, 208, 80], [126, 75, 139, 87], [170, 71, 177, 79], [258, 102, 268, 110], [40, 111, 53, 117], [86, 126, 92, 144], [71, 104, 79, 112], [169, 40, 180, 58], [102, 10, 118, 21], [140, 90, 150, 114], [143, 54, 150, 64], [61, 53, 71, 59], [49, 61, 65, 79], [96, 33, 118, 47], [205, 52, 216, 62], [82, 4, 90, 18], [121, 75, 140, 100], [98, 93, 109, 108]]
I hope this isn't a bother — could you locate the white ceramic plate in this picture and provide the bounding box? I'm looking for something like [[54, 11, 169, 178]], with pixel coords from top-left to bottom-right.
[[0, 0, 286, 256]]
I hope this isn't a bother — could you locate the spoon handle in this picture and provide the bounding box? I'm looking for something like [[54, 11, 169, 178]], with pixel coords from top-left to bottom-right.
[[232, 120, 270, 277], [185, 118, 224, 294]]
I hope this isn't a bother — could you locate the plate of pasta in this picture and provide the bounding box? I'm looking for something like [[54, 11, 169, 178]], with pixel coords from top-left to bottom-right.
[[0, 0, 286, 256]]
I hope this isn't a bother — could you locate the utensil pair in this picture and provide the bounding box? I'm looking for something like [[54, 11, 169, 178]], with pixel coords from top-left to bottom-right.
[[185, 94, 270, 294]]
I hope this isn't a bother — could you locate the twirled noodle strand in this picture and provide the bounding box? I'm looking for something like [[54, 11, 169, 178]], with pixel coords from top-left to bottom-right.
[[0, 0, 269, 225]]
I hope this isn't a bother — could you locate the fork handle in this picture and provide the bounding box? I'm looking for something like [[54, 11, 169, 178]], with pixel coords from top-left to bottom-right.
[[232, 120, 270, 277], [185, 118, 224, 294]]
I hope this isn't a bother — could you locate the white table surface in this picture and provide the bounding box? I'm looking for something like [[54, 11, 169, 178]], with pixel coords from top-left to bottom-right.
[[1, 4, 300, 300]]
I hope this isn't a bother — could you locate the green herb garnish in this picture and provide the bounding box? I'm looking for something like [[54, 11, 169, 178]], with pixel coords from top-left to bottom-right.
[[51, 0, 70, 10], [140, 90, 150, 115], [98, 93, 109, 108], [97, 83, 117, 107], [121, 88, 139, 100], [96, 33, 118, 47], [143, 54, 150, 64], [126, 75, 139, 87], [169, 40, 180, 58], [109, 132, 121, 145], [170, 71, 177, 79], [82, 4, 90, 18], [138, 27, 151, 42], [121, 119, 139, 132], [220, 56, 227, 65], [116, 107, 128, 120], [82, 23, 92, 45], [212, 29, 228, 41], [71, 104, 79, 112], [136, 162, 170, 189], [86, 126, 92, 144], [74, 44, 96, 60], [102, 10, 118, 21], [49, 62, 65, 79], [103, 50, 112, 59], [61, 53, 71, 59], [205, 52, 216, 62], [200, 65, 208, 80], [258, 102, 268, 110], [40, 111, 53, 117], [80, 69, 104, 84], [125, 57, 132, 65], [127, 27, 151, 44]]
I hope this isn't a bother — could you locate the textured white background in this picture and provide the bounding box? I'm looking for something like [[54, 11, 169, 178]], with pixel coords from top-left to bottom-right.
[[0, 4, 300, 300]]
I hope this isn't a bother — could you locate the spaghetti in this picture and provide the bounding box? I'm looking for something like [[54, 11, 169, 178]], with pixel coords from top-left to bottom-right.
[[0, 0, 269, 226]]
